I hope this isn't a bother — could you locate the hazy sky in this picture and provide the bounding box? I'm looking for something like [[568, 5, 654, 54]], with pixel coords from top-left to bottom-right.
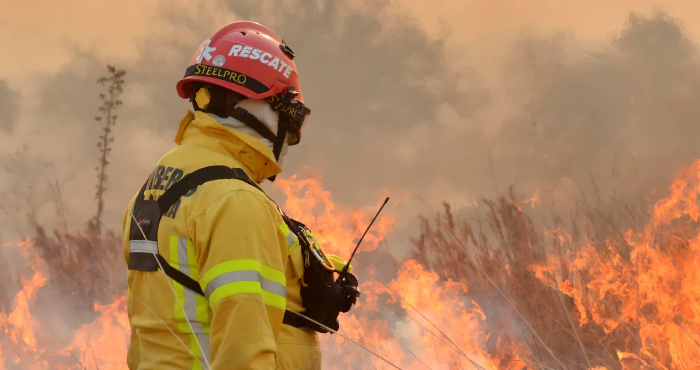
[[1, 0, 700, 241], [3, 0, 700, 76]]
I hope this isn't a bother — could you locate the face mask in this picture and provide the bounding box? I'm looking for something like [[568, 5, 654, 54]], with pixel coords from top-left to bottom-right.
[[206, 98, 291, 167]]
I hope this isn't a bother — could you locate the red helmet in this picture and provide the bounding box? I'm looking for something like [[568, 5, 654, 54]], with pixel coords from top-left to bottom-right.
[[177, 21, 305, 105], [177, 21, 310, 178], [177, 21, 311, 167]]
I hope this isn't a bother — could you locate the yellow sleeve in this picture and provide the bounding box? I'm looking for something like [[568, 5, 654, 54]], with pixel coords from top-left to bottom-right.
[[123, 205, 131, 266], [193, 188, 287, 369], [123, 196, 137, 266], [122, 198, 140, 370]]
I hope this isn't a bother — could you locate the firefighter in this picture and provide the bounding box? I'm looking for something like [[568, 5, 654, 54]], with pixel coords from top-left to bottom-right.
[[122, 21, 319, 369]]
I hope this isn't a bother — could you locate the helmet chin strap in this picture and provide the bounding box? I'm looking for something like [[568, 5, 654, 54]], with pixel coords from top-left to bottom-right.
[[268, 117, 289, 182]]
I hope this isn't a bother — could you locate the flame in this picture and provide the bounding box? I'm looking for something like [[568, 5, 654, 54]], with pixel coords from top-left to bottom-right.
[[384, 260, 509, 369], [523, 188, 540, 208], [0, 171, 399, 370], [276, 173, 526, 369], [0, 238, 128, 370], [0, 239, 47, 366], [530, 159, 700, 369], [8, 270, 46, 350], [5, 163, 700, 369], [0, 308, 5, 366], [59, 296, 129, 370], [273, 168, 395, 257]]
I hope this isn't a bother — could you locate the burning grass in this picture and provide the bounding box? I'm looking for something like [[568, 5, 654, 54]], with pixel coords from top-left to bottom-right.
[[404, 161, 700, 369], [2, 161, 700, 369], [0, 227, 124, 370]]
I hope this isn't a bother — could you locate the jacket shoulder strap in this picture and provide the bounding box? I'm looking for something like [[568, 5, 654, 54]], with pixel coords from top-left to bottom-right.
[[132, 165, 261, 297], [157, 165, 261, 214], [141, 165, 310, 326], [157, 253, 205, 296]]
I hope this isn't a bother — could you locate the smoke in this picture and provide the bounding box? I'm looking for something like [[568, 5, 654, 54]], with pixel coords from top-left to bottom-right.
[[0, 54, 133, 238], [488, 11, 700, 199], [218, 1, 489, 199], [3, 4, 700, 242], [124, 0, 490, 207], [0, 80, 19, 132], [6, 0, 487, 233]]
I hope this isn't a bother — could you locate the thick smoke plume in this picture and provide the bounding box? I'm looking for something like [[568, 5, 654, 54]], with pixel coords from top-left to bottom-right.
[[3, 5, 698, 240], [491, 12, 700, 197]]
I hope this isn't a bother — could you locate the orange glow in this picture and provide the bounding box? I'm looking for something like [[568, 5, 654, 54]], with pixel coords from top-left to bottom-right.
[[277, 173, 526, 369], [59, 296, 129, 370], [3, 164, 700, 369], [530, 159, 700, 369], [273, 168, 395, 257], [0, 308, 5, 366], [523, 188, 540, 208], [0, 239, 47, 366]]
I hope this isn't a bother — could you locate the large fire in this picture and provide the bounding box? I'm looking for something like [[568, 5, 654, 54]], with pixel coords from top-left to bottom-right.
[[530, 160, 700, 369], [0, 239, 47, 368], [2, 161, 700, 369]]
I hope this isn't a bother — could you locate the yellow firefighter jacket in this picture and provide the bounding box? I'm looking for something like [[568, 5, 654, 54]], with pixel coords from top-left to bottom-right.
[[122, 110, 321, 370]]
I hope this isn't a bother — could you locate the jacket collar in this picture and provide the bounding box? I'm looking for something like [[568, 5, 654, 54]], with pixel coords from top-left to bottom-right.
[[174, 110, 282, 182]]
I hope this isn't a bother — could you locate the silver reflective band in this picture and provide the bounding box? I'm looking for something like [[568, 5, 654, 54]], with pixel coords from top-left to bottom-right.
[[177, 236, 202, 331], [204, 270, 287, 299], [286, 232, 296, 249], [198, 333, 211, 362], [189, 322, 205, 334], [129, 240, 158, 253]]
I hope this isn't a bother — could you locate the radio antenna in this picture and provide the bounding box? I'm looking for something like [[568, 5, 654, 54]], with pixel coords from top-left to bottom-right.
[[340, 197, 390, 279]]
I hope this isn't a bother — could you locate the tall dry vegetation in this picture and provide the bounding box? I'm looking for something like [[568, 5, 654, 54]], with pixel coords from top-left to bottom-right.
[[32, 65, 127, 314], [410, 173, 699, 369], [414, 193, 597, 368], [0, 66, 128, 368], [92, 65, 127, 242]]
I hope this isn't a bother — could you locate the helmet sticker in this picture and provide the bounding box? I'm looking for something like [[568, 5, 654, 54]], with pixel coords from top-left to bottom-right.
[[196, 39, 217, 63], [228, 44, 295, 78], [212, 55, 226, 67]]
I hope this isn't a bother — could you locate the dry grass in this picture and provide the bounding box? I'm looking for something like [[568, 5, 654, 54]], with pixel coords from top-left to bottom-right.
[[2, 170, 696, 370], [0, 223, 124, 369], [409, 181, 697, 369], [33, 224, 125, 307]]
